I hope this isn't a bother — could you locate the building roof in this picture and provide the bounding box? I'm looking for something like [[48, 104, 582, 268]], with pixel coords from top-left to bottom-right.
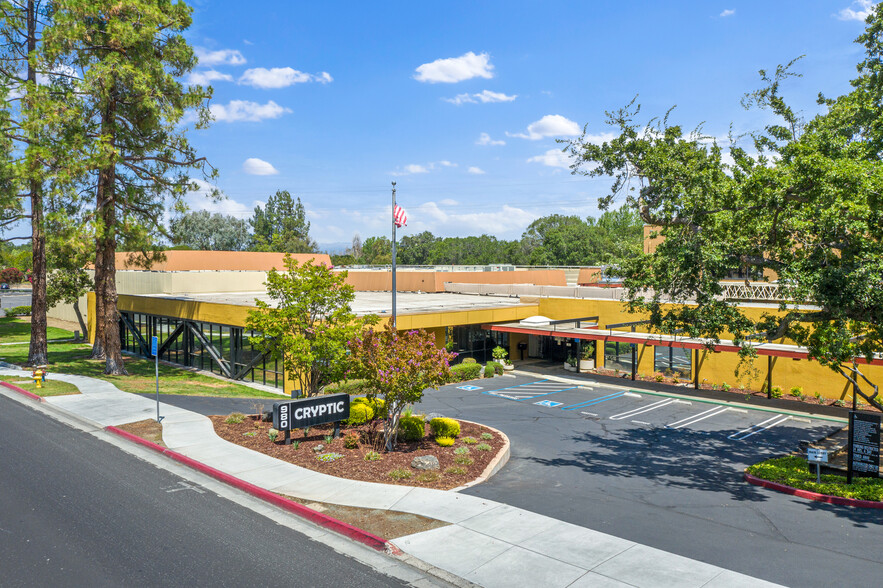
[[113, 251, 331, 271]]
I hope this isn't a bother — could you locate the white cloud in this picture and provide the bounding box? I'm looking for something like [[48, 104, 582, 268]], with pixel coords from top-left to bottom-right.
[[187, 70, 233, 85], [719, 9, 735, 17], [238, 67, 333, 89], [440, 198, 459, 206], [414, 51, 494, 83], [438, 160, 457, 167], [184, 179, 252, 218], [467, 166, 486, 175], [527, 149, 570, 169], [391, 161, 459, 175], [195, 48, 246, 66], [476, 132, 505, 146], [444, 89, 517, 105], [837, 1, 873, 21], [210, 100, 292, 122], [242, 158, 279, 175], [509, 114, 581, 140]]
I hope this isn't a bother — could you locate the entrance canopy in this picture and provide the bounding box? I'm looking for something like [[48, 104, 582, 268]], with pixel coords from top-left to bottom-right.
[[486, 319, 883, 365]]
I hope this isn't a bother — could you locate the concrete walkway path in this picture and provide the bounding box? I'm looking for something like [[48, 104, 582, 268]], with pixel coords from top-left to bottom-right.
[[0, 366, 781, 588]]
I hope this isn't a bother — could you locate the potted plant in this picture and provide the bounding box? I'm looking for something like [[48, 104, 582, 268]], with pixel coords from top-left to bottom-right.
[[579, 345, 595, 371], [492, 346, 514, 370], [565, 355, 577, 372]]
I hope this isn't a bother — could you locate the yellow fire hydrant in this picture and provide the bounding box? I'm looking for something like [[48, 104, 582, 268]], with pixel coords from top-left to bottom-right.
[[32, 369, 45, 389]]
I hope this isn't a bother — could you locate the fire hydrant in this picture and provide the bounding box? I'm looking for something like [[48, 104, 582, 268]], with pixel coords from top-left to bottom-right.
[[32, 369, 45, 389]]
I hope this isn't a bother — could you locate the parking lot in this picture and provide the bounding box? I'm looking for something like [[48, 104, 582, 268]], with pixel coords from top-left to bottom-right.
[[417, 374, 883, 588]]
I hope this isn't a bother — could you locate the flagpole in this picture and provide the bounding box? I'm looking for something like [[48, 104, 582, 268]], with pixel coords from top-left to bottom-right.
[[391, 181, 397, 330]]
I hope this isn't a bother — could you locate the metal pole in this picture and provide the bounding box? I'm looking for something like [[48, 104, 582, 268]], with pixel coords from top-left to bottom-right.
[[391, 181, 397, 330], [154, 339, 161, 423], [767, 355, 773, 399]]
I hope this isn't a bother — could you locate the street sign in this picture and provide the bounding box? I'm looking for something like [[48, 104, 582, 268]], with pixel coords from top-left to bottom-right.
[[807, 448, 828, 463], [151, 335, 158, 356]]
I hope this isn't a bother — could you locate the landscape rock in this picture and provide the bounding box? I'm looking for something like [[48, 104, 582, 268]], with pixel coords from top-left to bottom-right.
[[313, 444, 324, 453], [411, 455, 440, 470], [426, 413, 445, 421]]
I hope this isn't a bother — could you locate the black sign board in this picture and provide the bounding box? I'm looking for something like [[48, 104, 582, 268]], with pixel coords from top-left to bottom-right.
[[272, 393, 350, 431], [847, 410, 881, 482]]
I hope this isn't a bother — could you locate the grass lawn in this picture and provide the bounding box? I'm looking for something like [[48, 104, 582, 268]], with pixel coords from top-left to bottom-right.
[[0, 342, 282, 399], [3, 377, 81, 397], [0, 317, 75, 343], [747, 455, 883, 502]]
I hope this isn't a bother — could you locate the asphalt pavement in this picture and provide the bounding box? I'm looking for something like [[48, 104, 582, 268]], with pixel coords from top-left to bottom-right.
[[417, 374, 883, 588], [0, 394, 408, 588], [0, 292, 30, 310]]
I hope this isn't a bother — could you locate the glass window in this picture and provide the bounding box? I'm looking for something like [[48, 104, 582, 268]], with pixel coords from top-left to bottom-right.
[[654, 346, 692, 377]]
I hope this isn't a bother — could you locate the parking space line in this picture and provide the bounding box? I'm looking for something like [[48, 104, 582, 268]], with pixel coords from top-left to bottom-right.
[[563, 390, 625, 411], [580, 412, 598, 416], [631, 420, 651, 425], [609, 398, 676, 420], [667, 406, 730, 429], [728, 414, 791, 441]]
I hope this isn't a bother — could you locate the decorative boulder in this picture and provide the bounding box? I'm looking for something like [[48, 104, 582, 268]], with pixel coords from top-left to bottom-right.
[[426, 412, 445, 421], [411, 455, 440, 470], [313, 444, 325, 453]]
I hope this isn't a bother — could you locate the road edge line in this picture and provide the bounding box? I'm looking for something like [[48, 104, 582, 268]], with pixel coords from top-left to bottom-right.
[[104, 425, 397, 553], [1, 380, 45, 402], [743, 471, 883, 509]]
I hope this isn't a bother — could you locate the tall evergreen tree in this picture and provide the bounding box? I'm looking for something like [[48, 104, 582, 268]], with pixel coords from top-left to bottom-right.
[[250, 190, 317, 253], [46, 0, 214, 374]]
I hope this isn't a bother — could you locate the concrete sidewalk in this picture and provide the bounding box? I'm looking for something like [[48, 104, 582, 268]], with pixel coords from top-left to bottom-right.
[[0, 366, 781, 588]]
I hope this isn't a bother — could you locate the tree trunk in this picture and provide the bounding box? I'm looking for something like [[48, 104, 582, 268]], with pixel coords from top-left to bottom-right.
[[24, 0, 47, 367], [27, 179, 47, 366], [98, 164, 126, 376], [90, 199, 106, 359]]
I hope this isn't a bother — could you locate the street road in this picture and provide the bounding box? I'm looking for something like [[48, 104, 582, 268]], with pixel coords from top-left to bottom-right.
[[421, 376, 883, 588], [0, 394, 407, 587]]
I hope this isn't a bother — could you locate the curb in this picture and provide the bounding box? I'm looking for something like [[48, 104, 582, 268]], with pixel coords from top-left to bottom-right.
[[451, 420, 510, 492], [1, 380, 44, 402], [105, 425, 397, 553], [743, 471, 883, 509]]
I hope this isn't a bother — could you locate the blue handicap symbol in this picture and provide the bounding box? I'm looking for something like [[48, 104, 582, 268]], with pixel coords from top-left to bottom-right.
[[534, 400, 564, 407], [457, 385, 483, 391]]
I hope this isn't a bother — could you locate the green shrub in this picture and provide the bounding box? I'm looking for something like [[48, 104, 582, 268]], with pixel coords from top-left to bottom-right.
[[371, 397, 386, 415], [388, 468, 412, 480], [476, 443, 492, 451], [445, 466, 467, 475], [346, 403, 374, 426], [343, 433, 359, 449], [451, 362, 482, 381], [316, 452, 343, 463], [720, 382, 731, 392], [483, 365, 495, 378], [243, 431, 257, 437], [789, 386, 803, 397], [486, 361, 503, 376], [397, 415, 425, 442], [225, 412, 245, 424], [4, 305, 31, 317], [416, 472, 439, 483], [462, 436, 477, 444], [324, 435, 334, 444], [453, 446, 470, 455], [429, 417, 461, 438], [480, 432, 493, 440], [291, 440, 300, 450], [492, 346, 508, 361], [364, 450, 382, 461], [455, 456, 474, 465], [771, 386, 784, 399], [654, 374, 665, 382], [435, 436, 455, 447], [462, 357, 477, 364], [268, 428, 279, 442]]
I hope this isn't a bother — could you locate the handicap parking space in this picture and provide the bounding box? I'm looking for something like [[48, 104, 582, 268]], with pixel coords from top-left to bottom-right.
[[437, 377, 842, 448]]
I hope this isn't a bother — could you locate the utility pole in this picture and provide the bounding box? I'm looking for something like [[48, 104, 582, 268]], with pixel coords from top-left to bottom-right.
[[391, 181, 397, 329]]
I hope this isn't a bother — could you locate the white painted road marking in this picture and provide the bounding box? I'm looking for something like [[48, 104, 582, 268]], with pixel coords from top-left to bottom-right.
[[728, 414, 791, 440], [667, 405, 730, 429], [610, 398, 677, 420]]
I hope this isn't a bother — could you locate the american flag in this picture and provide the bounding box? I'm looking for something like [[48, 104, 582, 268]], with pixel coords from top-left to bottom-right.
[[393, 204, 408, 228]]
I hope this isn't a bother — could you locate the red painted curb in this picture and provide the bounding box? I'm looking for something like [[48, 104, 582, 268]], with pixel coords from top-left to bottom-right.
[[744, 472, 883, 509], [105, 425, 393, 551], [1, 380, 45, 402]]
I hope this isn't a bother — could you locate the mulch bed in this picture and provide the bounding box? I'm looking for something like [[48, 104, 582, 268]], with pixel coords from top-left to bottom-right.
[[210, 415, 504, 491]]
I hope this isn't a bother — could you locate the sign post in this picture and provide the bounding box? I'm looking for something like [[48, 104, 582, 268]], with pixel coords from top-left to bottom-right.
[[152, 336, 162, 423], [807, 448, 828, 484], [847, 410, 880, 484]]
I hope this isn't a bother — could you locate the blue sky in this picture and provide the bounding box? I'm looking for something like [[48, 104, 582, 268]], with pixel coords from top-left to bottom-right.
[[180, 0, 875, 248]]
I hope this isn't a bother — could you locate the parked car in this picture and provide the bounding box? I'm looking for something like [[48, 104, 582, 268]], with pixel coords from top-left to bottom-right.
[[0, 283, 9, 290]]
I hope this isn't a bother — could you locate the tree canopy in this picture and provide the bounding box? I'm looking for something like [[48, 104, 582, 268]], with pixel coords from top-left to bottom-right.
[[250, 190, 317, 253], [566, 4, 883, 409], [171, 210, 251, 251]]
